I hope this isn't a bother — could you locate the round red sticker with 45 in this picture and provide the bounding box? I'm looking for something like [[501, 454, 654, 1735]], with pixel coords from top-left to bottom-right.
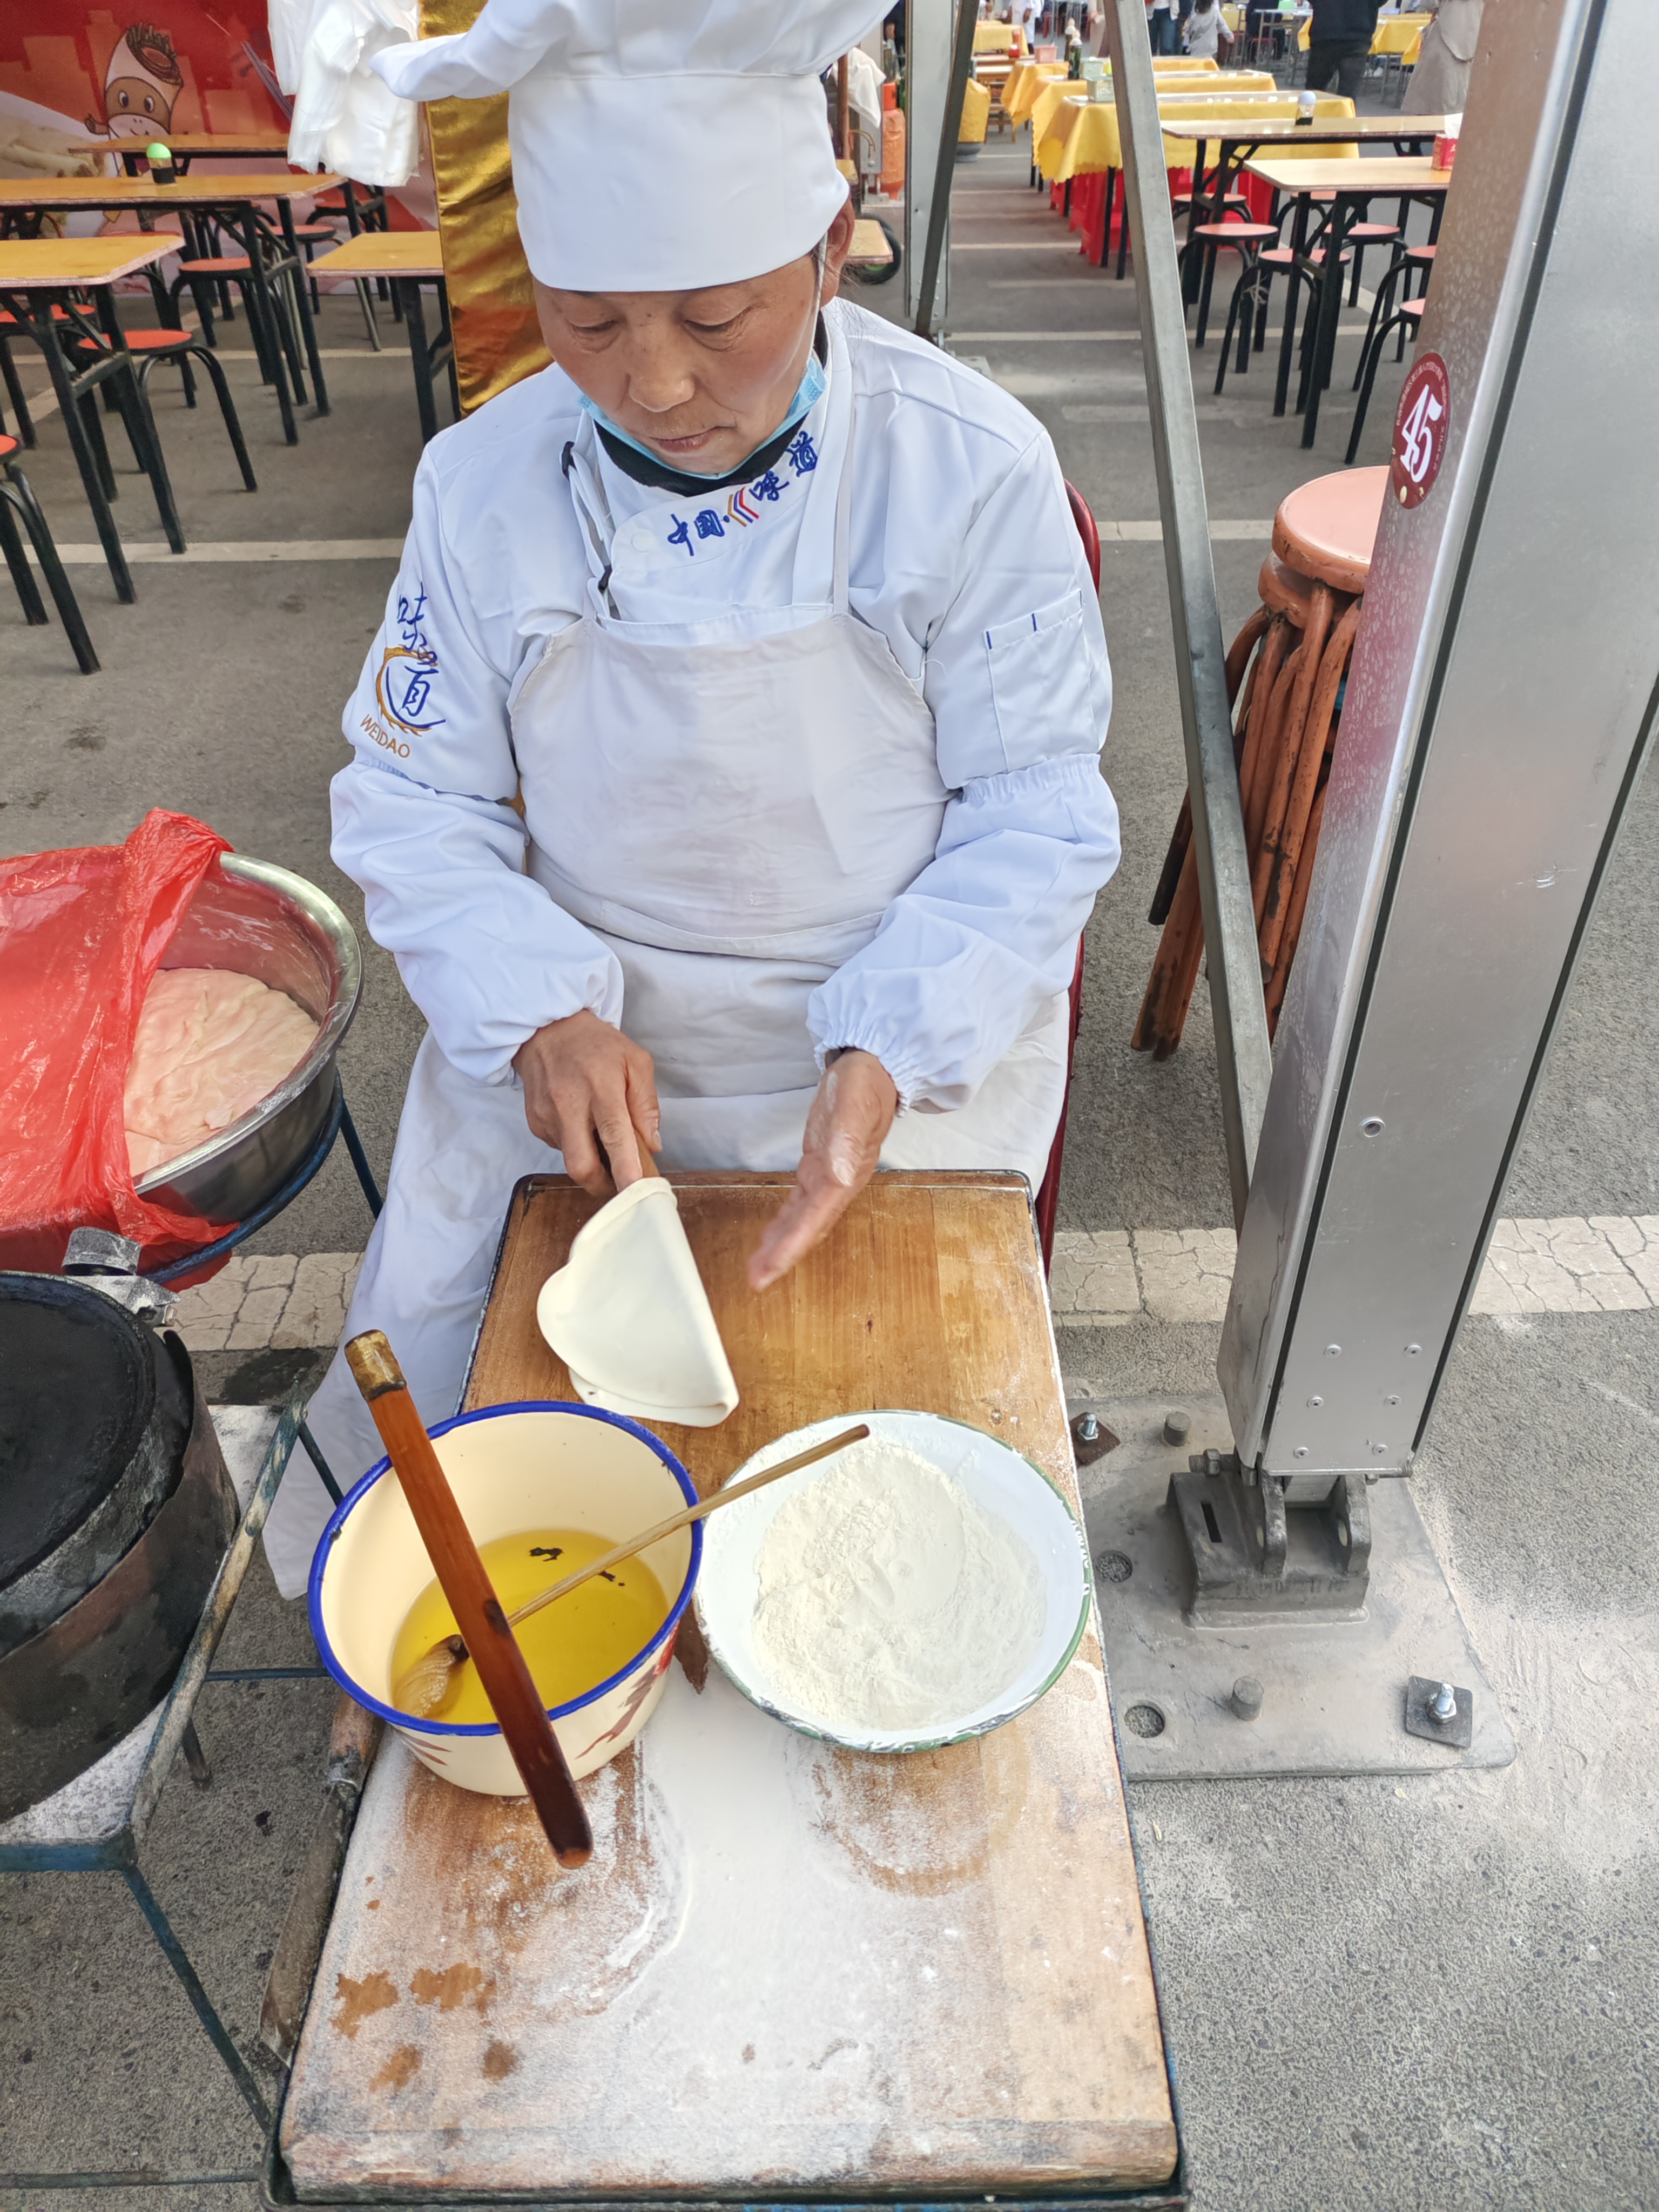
[[1391, 352, 1451, 508]]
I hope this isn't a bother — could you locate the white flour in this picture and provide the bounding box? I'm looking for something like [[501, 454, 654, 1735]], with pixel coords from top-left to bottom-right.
[[750, 1439, 1047, 1733]]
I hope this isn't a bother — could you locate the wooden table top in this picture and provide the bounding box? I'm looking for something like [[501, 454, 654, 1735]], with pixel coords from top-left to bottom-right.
[[280, 1171, 1177, 2202], [1163, 112, 1447, 143], [0, 173, 341, 209], [129, 132, 291, 157], [308, 229, 443, 280], [1244, 153, 1451, 193], [0, 235, 177, 287]]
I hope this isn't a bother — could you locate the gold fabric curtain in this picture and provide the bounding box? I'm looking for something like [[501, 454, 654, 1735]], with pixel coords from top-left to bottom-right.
[[420, 0, 551, 412]]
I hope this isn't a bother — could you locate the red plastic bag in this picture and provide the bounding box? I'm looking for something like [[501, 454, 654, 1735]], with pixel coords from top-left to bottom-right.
[[0, 808, 235, 1274]]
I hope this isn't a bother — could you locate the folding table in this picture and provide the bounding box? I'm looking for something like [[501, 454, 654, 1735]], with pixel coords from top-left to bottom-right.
[[306, 231, 454, 442], [0, 234, 184, 602], [0, 174, 342, 446], [1244, 153, 1451, 444], [1164, 114, 1448, 298], [117, 132, 290, 170]]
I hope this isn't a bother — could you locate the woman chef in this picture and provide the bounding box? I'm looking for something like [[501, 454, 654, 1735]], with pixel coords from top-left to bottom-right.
[[262, 0, 1120, 1597]]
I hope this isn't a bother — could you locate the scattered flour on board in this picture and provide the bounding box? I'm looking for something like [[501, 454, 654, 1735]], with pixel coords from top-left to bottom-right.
[[751, 1439, 1047, 1732]]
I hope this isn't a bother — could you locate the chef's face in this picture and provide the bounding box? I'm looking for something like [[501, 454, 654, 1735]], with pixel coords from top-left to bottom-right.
[[534, 199, 856, 476]]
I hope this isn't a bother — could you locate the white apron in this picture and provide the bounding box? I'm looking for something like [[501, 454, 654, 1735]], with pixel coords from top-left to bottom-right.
[[265, 327, 1068, 1597]]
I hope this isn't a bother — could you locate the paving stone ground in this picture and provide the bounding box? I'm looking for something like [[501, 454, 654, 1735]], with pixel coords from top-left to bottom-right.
[[170, 1216, 1659, 1351]]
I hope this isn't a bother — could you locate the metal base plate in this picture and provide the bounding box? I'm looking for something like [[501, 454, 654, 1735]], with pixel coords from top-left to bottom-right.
[[1075, 1396, 1518, 1781]]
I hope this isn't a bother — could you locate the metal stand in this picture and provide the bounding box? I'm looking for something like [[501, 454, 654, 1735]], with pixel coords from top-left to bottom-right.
[[0, 1394, 319, 2146], [1099, 0, 1658, 1779], [1079, 1397, 1514, 1781], [903, 0, 958, 339], [146, 1074, 383, 1289]]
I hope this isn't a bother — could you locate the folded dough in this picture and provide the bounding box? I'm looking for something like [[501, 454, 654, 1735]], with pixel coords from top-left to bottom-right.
[[536, 1179, 739, 1428]]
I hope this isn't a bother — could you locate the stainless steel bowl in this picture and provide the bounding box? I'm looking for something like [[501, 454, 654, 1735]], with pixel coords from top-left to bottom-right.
[[133, 855, 362, 1225]]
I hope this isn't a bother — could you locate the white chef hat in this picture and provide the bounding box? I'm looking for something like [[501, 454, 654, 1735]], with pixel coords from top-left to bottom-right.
[[371, 0, 884, 292]]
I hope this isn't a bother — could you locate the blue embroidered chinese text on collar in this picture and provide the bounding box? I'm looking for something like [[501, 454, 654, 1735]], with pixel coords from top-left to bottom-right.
[[662, 423, 821, 558]]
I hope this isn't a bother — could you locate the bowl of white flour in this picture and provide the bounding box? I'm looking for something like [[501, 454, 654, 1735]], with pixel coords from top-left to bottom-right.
[[693, 1410, 1091, 1752]]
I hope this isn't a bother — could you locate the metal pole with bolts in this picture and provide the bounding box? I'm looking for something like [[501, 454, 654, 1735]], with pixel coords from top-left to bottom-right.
[[1085, 0, 1659, 1779], [903, 0, 958, 338], [1103, 0, 1273, 1224]]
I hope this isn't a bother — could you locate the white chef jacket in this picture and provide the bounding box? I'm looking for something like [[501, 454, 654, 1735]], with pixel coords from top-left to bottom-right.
[[333, 299, 1118, 1111]]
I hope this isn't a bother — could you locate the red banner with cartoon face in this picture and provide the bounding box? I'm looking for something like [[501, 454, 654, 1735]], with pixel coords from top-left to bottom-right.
[[0, 4, 287, 154]]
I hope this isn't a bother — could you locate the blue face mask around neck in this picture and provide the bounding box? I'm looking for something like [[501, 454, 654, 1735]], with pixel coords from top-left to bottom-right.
[[579, 348, 828, 478]]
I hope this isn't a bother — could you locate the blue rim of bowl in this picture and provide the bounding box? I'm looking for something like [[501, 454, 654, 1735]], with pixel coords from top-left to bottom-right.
[[307, 1399, 702, 1738], [693, 1409, 1092, 1755]]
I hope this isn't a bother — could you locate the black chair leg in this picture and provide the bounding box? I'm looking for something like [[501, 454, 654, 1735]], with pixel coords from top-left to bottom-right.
[[0, 481, 49, 624], [179, 274, 218, 348], [1194, 240, 1222, 349], [0, 337, 34, 447], [2, 469, 99, 672], [1214, 268, 1246, 395], [353, 277, 382, 349], [1345, 313, 1400, 467], [78, 389, 119, 498], [190, 343, 259, 492], [1354, 256, 1399, 388]]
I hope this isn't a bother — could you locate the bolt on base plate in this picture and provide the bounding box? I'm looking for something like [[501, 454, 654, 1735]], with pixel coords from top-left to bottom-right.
[[1071, 1394, 1517, 1782], [1404, 1674, 1474, 1749]]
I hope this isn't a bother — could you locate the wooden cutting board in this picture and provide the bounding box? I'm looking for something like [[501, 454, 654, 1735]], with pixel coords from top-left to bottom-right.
[[280, 1171, 1177, 2201]]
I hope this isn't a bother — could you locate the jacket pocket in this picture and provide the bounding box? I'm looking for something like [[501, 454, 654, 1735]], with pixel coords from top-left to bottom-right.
[[985, 588, 1095, 772]]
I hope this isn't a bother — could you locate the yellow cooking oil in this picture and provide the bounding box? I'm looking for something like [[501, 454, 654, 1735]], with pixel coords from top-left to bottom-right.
[[389, 1528, 669, 1724]]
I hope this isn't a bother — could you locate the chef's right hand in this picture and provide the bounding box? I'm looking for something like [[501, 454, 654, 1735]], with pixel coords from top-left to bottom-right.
[[513, 1011, 660, 1197]]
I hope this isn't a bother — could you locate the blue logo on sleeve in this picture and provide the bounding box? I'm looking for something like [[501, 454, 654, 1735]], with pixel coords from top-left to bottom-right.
[[374, 587, 445, 736]]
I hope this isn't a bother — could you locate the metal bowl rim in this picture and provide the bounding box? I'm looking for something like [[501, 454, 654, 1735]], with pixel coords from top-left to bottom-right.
[[132, 853, 362, 1199]]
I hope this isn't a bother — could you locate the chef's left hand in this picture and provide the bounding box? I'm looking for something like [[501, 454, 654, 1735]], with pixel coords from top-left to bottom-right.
[[748, 1051, 898, 1291]]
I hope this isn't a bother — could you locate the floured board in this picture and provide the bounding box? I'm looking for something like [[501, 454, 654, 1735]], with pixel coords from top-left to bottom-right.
[[280, 1172, 1176, 2201]]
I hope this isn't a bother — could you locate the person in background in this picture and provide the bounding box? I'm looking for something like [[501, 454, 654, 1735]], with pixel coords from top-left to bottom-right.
[[1402, 0, 1482, 113], [1305, 0, 1380, 98], [1183, 0, 1233, 60], [1145, 0, 1181, 57]]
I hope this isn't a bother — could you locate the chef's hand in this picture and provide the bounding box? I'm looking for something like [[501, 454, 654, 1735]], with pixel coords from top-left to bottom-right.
[[748, 1051, 898, 1292], [514, 1010, 660, 1197]]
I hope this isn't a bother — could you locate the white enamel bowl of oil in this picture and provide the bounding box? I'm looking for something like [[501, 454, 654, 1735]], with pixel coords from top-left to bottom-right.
[[693, 1408, 1091, 1754], [310, 1402, 700, 1793]]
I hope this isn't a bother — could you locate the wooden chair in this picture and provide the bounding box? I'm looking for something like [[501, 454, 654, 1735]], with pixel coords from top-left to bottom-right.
[[1134, 468, 1388, 1057]]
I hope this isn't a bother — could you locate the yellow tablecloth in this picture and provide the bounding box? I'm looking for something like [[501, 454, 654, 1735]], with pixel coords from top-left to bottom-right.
[[974, 19, 1027, 51], [1297, 12, 1429, 53], [960, 77, 992, 143], [1026, 69, 1282, 154], [1003, 59, 1070, 127], [1038, 90, 1357, 181]]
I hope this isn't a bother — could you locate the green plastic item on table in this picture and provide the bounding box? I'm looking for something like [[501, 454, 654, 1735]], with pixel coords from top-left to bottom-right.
[[145, 141, 172, 162]]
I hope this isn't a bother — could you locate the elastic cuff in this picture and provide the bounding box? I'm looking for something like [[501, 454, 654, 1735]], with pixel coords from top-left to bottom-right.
[[813, 1036, 925, 1116]]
